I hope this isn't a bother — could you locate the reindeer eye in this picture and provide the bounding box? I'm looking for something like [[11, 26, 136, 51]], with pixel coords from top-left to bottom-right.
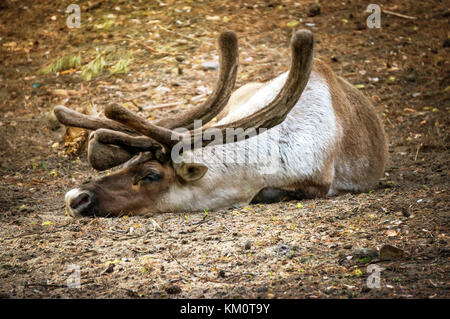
[[141, 171, 161, 183]]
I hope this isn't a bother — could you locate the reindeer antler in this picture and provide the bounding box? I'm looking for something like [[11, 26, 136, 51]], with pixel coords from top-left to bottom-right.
[[55, 30, 314, 171], [155, 31, 239, 130], [54, 31, 240, 170], [86, 129, 164, 170], [106, 30, 314, 149], [54, 105, 136, 134]]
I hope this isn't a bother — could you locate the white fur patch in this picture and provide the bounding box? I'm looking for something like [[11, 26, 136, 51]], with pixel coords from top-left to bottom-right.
[[65, 188, 82, 216], [158, 71, 340, 212]]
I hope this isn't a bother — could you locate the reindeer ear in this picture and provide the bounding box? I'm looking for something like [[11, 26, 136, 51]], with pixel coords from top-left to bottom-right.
[[173, 162, 208, 182]]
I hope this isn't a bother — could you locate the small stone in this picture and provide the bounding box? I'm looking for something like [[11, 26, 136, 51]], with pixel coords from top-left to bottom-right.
[[101, 263, 115, 274], [201, 61, 219, 71], [256, 286, 268, 293], [379, 244, 404, 261], [165, 285, 181, 294], [175, 55, 185, 62], [307, 2, 321, 17]]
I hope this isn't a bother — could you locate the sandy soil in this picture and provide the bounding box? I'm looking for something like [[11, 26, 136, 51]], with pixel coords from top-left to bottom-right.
[[0, 0, 448, 298]]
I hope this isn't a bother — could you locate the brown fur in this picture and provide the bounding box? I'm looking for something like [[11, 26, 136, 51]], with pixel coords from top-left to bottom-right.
[[223, 58, 388, 199], [78, 160, 176, 216], [314, 59, 388, 191]]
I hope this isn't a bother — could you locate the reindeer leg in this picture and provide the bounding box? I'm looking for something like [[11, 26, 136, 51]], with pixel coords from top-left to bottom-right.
[[250, 187, 306, 204]]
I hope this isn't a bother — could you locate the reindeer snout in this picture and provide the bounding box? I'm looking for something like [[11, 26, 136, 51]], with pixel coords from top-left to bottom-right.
[[65, 189, 96, 217]]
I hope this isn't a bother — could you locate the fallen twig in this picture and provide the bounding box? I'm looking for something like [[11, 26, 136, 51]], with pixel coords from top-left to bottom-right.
[[157, 25, 202, 43], [414, 143, 423, 162], [383, 10, 417, 20], [134, 41, 159, 53], [25, 282, 66, 288], [150, 218, 163, 232]]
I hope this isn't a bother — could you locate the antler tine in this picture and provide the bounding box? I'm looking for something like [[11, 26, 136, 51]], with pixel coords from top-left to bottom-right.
[[54, 105, 136, 134], [103, 30, 240, 147], [105, 103, 183, 148], [56, 32, 238, 171], [106, 30, 314, 151], [155, 31, 239, 130], [93, 128, 162, 152], [203, 29, 314, 142], [87, 134, 135, 171], [55, 105, 165, 170], [87, 129, 164, 171]]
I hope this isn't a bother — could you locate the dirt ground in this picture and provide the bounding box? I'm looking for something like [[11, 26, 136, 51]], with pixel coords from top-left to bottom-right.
[[0, 0, 448, 299]]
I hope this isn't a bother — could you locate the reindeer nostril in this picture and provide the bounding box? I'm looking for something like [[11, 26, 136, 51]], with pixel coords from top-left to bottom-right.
[[65, 189, 97, 217], [69, 191, 92, 212]]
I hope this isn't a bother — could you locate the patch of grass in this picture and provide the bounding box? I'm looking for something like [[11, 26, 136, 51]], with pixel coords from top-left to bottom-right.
[[95, 19, 115, 31], [40, 47, 133, 81], [109, 58, 131, 75], [357, 256, 372, 263], [351, 268, 364, 277], [94, 14, 117, 32], [81, 54, 107, 81], [40, 54, 81, 74]]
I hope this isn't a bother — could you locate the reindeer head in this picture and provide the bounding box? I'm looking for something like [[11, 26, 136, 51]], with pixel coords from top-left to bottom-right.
[[55, 30, 314, 217]]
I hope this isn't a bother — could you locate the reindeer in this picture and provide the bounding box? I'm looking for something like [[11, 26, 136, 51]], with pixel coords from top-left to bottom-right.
[[55, 30, 388, 217]]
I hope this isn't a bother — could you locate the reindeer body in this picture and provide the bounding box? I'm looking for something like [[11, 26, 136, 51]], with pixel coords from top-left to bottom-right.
[[57, 31, 388, 217], [156, 59, 388, 213]]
